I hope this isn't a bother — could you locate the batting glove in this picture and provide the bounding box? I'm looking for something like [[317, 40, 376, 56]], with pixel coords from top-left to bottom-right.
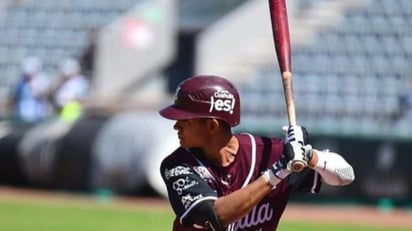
[[262, 160, 291, 188], [283, 141, 313, 170], [282, 125, 308, 145], [261, 144, 297, 187]]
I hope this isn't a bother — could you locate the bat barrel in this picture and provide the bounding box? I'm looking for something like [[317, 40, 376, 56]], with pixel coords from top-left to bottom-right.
[[269, 0, 292, 73]]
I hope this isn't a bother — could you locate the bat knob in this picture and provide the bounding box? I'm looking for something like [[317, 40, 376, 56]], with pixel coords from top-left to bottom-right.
[[291, 160, 306, 172]]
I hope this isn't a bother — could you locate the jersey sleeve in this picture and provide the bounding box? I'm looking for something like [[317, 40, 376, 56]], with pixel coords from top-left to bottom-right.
[[287, 168, 322, 193], [160, 159, 218, 227]]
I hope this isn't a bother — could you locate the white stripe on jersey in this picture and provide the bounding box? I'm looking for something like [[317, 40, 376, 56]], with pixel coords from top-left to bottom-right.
[[242, 133, 257, 188], [227, 133, 257, 231]]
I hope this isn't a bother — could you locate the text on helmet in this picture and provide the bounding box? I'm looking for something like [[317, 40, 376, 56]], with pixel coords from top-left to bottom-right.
[[209, 90, 235, 114]]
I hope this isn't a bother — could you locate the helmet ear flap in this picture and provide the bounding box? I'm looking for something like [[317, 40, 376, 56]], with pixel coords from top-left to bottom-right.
[[159, 75, 241, 127]]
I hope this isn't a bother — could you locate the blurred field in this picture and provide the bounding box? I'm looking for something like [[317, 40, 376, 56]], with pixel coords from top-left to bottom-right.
[[0, 186, 411, 231], [0, 187, 175, 231]]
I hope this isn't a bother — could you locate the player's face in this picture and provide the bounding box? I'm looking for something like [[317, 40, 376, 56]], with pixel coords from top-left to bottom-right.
[[173, 118, 210, 148]]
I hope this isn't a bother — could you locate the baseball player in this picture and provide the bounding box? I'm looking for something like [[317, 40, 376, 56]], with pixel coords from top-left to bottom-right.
[[159, 75, 355, 231]]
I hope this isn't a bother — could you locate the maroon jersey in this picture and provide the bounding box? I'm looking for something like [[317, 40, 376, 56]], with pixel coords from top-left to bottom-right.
[[160, 133, 321, 231]]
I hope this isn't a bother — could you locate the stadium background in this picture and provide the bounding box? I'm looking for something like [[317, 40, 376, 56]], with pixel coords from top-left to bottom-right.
[[0, 0, 411, 223]]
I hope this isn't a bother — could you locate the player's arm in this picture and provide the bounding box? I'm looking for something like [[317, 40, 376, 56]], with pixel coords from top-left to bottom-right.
[[308, 149, 355, 186], [213, 167, 285, 227], [284, 125, 355, 186], [160, 162, 279, 230], [214, 141, 301, 227], [160, 161, 221, 229], [161, 149, 295, 229]]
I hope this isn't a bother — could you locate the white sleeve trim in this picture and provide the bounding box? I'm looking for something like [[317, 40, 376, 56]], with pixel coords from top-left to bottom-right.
[[313, 149, 355, 186]]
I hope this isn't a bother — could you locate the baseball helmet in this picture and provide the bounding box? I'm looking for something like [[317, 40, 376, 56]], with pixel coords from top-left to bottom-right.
[[159, 75, 240, 127]]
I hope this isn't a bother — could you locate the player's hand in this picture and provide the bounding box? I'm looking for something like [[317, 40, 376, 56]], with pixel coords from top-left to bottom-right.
[[262, 145, 303, 187], [283, 141, 313, 170], [282, 125, 308, 145], [262, 127, 311, 187], [270, 140, 312, 172]]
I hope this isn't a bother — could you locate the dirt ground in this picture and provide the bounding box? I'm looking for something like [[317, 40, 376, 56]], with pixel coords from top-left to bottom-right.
[[0, 186, 411, 229]]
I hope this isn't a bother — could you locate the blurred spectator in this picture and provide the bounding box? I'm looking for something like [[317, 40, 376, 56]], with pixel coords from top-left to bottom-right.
[[9, 56, 52, 122], [51, 58, 90, 114]]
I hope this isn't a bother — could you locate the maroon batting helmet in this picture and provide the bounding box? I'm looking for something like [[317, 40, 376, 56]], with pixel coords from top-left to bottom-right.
[[159, 75, 240, 127]]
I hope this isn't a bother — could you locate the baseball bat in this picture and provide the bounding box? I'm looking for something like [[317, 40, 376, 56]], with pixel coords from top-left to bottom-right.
[[268, 0, 305, 172]]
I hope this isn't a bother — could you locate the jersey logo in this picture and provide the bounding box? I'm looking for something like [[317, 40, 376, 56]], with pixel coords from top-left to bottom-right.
[[220, 174, 232, 186], [230, 202, 273, 230], [172, 177, 198, 195], [181, 193, 203, 209], [164, 166, 192, 180], [209, 89, 235, 114]]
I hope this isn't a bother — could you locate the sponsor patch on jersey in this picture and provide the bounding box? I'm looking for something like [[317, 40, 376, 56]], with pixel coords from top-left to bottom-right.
[[181, 193, 204, 209], [164, 166, 192, 180], [209, 89, 235, 114], [173, 177, 199, 195]]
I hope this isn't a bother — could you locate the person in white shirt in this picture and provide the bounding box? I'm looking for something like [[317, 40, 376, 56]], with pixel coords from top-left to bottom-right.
[[52, 58, 90, 112]]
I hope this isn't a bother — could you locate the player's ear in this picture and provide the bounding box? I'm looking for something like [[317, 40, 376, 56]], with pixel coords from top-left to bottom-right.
[[204, 118, 220, 133]]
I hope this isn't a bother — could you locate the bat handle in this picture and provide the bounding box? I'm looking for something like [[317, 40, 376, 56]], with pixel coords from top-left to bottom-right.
[[281, 71, 305, 172], [281, 71, 296, 127], [291, 160, 305, 172]]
